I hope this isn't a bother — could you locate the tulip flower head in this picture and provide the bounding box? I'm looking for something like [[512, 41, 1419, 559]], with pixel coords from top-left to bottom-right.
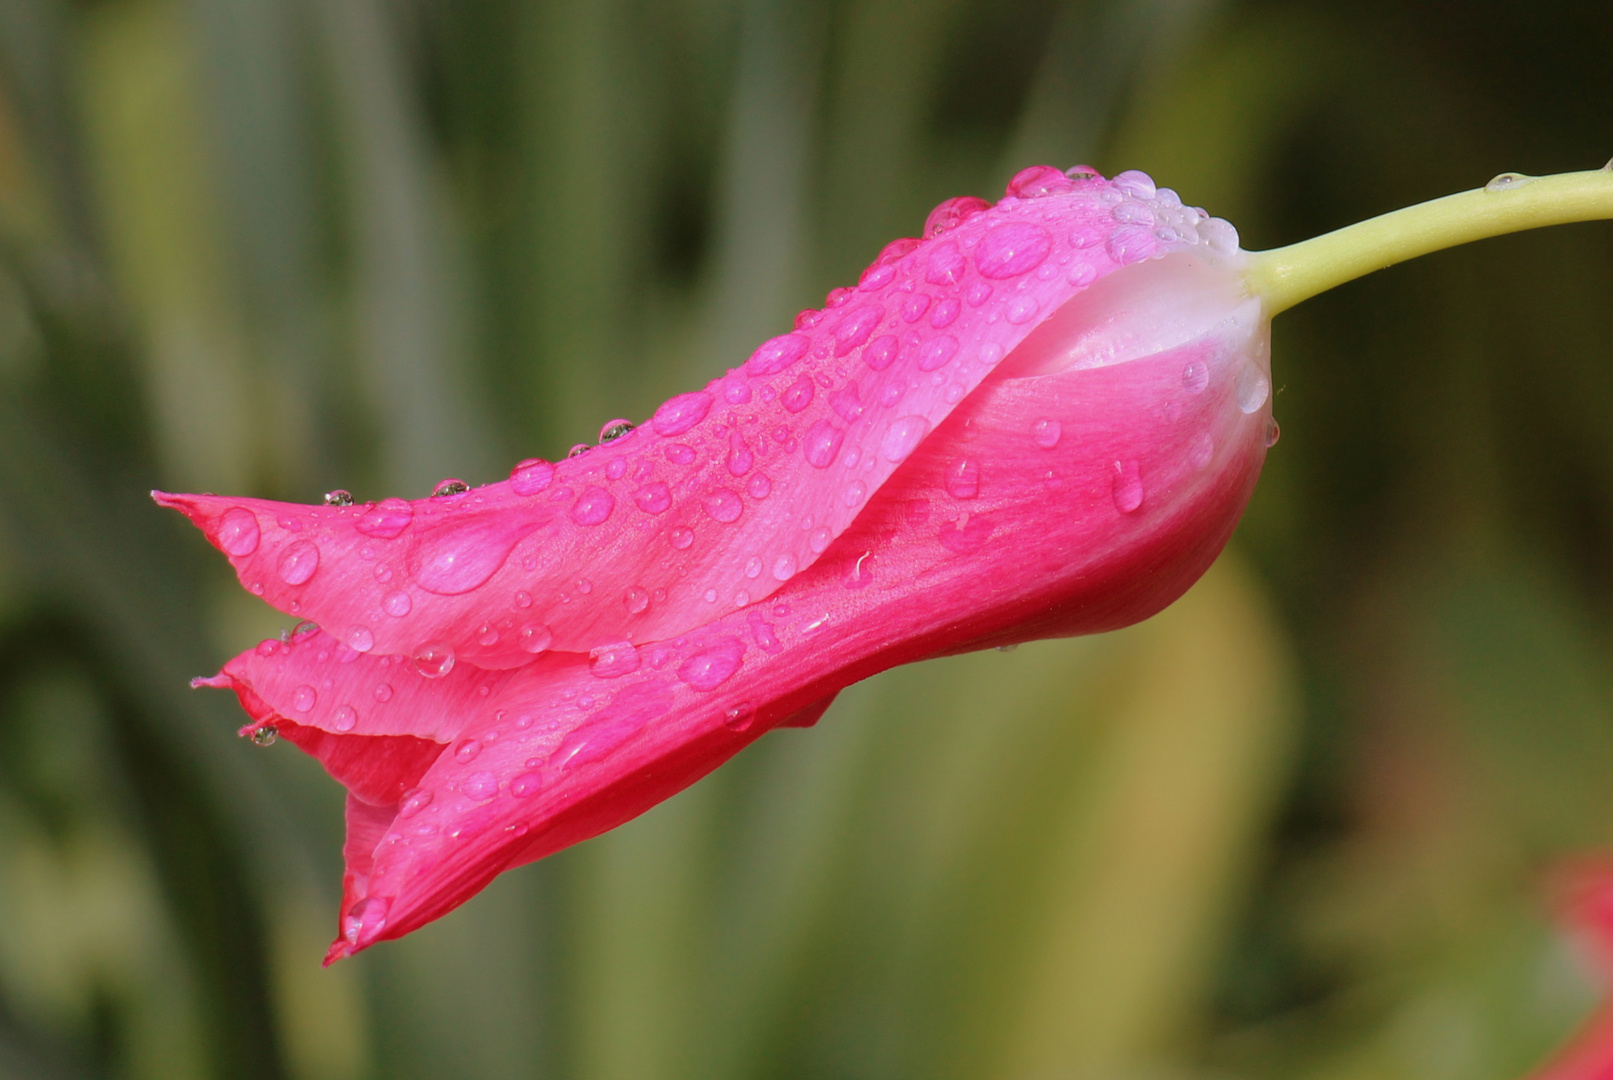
[[158, 162, 1613, 960]]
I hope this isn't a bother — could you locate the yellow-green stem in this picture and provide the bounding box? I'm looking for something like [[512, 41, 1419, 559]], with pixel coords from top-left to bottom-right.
[[1244, 166, 1613, 316]]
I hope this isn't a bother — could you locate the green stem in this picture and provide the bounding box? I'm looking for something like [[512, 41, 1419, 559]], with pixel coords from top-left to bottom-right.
[[1244, 165, 1613, 315]]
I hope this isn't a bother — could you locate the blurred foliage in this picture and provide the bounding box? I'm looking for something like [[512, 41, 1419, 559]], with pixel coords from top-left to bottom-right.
[[0, 0, 1610, 1077]]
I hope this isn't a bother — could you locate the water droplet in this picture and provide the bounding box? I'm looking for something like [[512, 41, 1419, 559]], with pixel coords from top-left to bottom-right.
[[278, 515, 303, 532], [623, 586, 650, 614], [746, 333, 810, 376], [1485, 172, 1533, 193], [217, 508, 261, 556], [589, 641, 641, 678], [1182, 360, 1209, 394], [324, 489, 355, 507], [900, 294, 931, 324], [413, 644, 456, 679], [432, 479, 470, 498], [374, 565, 393, 583], [568, 443, 591, 458], [249, 725, 278, 746], [383, 591, 412, 617], [399, 788, 432, 817], [571, 487, 615, 526], [454, 739, 482, 763], [1111, 460, 1144, 513], [1006, 297, 1039, 324], [1006, 165, 1074, 199], [677, 637, 745, 690], [511, 772, 542, 798], [928, 297, 960, 328], [923, 196, 990, 238], [722, 376, 752, 404], [724, 702, 757, 731], [374, 682, 394, 702], [631, 481, 672, 515], [704, 488, 744, 523], [881, 415, 931, 462], [277, 540, 321, 585], [1112, 200, 1155, 226], [843, 480, 867, 507], [803, 421, 845, 468], [704, 588, 719, 603], [599, 419, 636, 442], [333, 705, 358, 731], [510, 458, 555, 494], [651, 391, 713, 436], [976, 222, 1053, 279], [1032, 418, 1062, 448], [946, 459, 980, 499], [1236, 366, 1270, 413], [1265, 417, 1281, 447], [772, 554, 797, 581], [925, 241, 966, 286], [514, 590, 532, 608], [519, 623, 553, 654], [1112, 170, 1156, 199], [748, 473, 772, 499], [348, 626, 375, 652], [834, 305, 883, 356], [670, 527, 695, 549], [1200, 218, 1239, 255], [478, 624, 499, 646], [918, 335, 958, 371], [1106, 224, 1156, 265], [726, 433, 754, 476], [665, 443, 696, 464], [462, 772, 499, 801], [357, 498, 414, 538]]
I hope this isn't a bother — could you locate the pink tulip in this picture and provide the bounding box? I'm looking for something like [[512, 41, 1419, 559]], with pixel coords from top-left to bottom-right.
[[160, 162, 1613, 960]]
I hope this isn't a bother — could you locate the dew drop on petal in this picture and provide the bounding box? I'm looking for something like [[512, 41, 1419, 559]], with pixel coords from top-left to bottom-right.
[[1182, 360, 1209, 394], [218, 508, 260, 556], [432, 479, 470, 498], [843, 480, 867, 507], [748, 473, 772, 499], [900, 295, 931, 324], [1265, 417, 1282, 447], [333, 705, 358, 731], [918, 336, 958, 371], [946, 459, 980, 499], [704, 488, 744, 523], [624, 586, 650, 614], [724, 702, 757, 731], [633, 482, 672, 514], [399, 789, 432, 817], [383, 591, 413, 617], [1111, 460, 1144, 513], [928, 298, 960, 328], [511, 772, 543, 798], [1006, 297, 1039, 324], [772, 554, 797, 581], [864, 334, 899, 370], [1237, 366, 1271, 413], [277, 541, 320, 585], [881, 415, 931, 462], [356, 498, 414, 538], [670, 527, 695, 549], [413, 643, 456, 679], [374, 683, 394, 702], [975, 222, 1052, 279], [677, 637, 746, 691], [519, 623, 553, 654], [571, 487, 615, 526], [250, 725, 278, 746], [292, 685, 317, 712], [462, 772, 499, 801], [589, 641, 641, 678], [803, 421, 844, 468], [1032, 419, 1062, 448], [510, 458, 555, 494], [348, 626, 375, 652], [454, 739, 482, 764]]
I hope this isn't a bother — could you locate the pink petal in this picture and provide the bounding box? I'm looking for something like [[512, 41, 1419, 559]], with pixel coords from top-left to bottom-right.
[[157, 171, 1213, 668]]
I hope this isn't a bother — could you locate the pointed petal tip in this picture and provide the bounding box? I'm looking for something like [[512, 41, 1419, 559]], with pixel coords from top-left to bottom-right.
[[322, 940, 350, 966], [190, 673, 233, 690]]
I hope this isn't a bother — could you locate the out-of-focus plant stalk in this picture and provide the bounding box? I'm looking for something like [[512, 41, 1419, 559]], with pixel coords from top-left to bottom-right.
[[1247, 166, 1613, 314]]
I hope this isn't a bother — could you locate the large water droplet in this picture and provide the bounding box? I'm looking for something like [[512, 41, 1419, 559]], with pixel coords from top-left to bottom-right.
[[670, 527, 695, 549], [462, 772, 499, 801], [324, 489, 355, 506], [510, 458, 555, 495], [858, 262, 896, 291], [599, 419, 635, 442], [975, 222, 1053, 279], [348, 626, 375, 652], [356, 498, 413, 538], [726, 433, 754, 476], [432, 479, 470, 498], [704, 488, 744, 523], [410, 516, 533, 595], [249, 725, 278, 746], [746, 333, 810, 376], [834, 305, 883, 356], [571, 487, 615, 526], [333, 705, 358, 731], [803, 421, 844, 468], [413, 644, 456, 679], [928, 298, 960, 328], [1112, 170, 1156, 199], [946, 459, 980, 499], [923, 195, 990, 237], [881, 415, 931, 462], [782, 375, 815, 413], [724, 702, 757, 731], [383, 590, 412, 617], [633, 482, 672, 514], [454, 739, 482, 764], [1006, 297, 1040, 324], [748, 473, 772, 499], [218, 507, 261, 556], [652, 391, 713, 436], [511, 772, 542, 798], [1032, 418, 1062, 448], [278, 540, 321, 585], [1236, 366, 1271, 413], [1006, 164, 1074, 199], [1111, 460, 1144, 513], [519, 623, 553, 654], [374, 682, 394, 702], [399, 788, 432, 817], [589, 641, 641, 678], [772, 553, 797, 581], [624, 586, 650, 614], [677, 637, 745, 691], [918, 335, 958, 371]]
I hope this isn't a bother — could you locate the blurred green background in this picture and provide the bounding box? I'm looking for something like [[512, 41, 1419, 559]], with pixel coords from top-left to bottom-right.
[[1, 0, 1611, 1077]]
